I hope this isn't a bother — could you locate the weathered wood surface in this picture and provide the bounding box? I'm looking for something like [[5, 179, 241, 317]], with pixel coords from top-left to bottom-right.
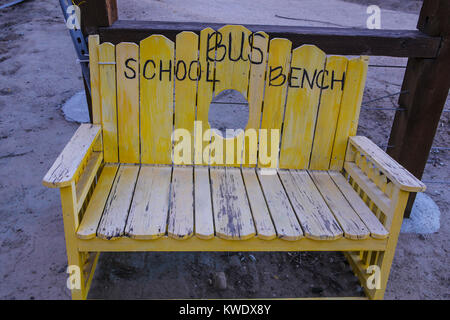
[[210, 167, 255, 240], [168, 166, 194, 239], [124, 166, 172, 239], [194, 167, 214, 239], [350, 136, 426, 192], [77, 165, 118, 239], [97, 165, 139, 239], [76, 165, 389, 242], [279, 170, 343, 240], [309, 171, 370, 239], [241, 168, 277, 240], [43, 124, 101, 188], [98, 20, 441, 58], [329, 171, 388, 239], [257, 170, 303, 240]]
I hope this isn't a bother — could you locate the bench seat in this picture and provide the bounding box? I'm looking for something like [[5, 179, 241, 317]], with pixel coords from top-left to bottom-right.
[[76, 165, 388, 242]]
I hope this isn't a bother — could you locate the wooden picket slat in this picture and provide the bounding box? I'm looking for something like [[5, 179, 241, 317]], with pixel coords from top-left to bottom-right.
[[279, 170, 343, 240], [97, 165, 139, 239], [309, 55, 348, 170], [194, 167, 215, 239], [241, 168, 276, 240], [99, 42, 118, 163], [88, 35, 101, 124], [309, 170, 370, 239], [259, 38, 292, 168], [195, 28, 216, 166], [168, 166, 194, 239], [257, 170, 304, 240], [329, 57, 368, 170], [140, 35, 174, 164], [174, 32, 198, 165], [244, 31, 269, 167], [279, 45, 326, 169], [116, 42, 140, 164], [124, 166, 172, 239], [210, 167, 255, 240], [210, 25, 252, 166]]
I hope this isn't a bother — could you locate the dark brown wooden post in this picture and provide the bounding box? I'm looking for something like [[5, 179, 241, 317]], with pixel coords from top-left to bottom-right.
[[80, 0, 118, 35], [388, 0, 450, 216]]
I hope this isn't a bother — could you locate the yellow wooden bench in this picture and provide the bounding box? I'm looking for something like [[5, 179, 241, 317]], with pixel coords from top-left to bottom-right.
[[43, 25, 425, 300]]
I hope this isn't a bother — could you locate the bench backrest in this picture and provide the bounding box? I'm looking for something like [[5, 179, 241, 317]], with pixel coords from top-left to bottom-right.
[[88, 25, 368, 170]]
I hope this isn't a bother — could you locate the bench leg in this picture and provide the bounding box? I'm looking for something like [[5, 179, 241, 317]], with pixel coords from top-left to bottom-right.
[[345, 188, 409, 299], [60, 185, 100, 299]]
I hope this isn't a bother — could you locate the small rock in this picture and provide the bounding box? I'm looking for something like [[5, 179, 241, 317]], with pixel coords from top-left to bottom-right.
[[213, 271, 227, 290], [248, 254, 256, 262]]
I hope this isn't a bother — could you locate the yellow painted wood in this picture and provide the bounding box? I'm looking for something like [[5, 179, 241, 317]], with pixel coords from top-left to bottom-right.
[[244, 31, 269, 167], [77, 236, 387, 252], [60, 184, 87, 299], [309, 55, 348, 170], [257, 170, 303, 240], [241, 168, 277, 240], [124, 166, 172, 239], [99, 42, 119, 163], [116, 42, 140, 164], [329, 171, 388, 239], [43, 124, 101, 188], [210, 167, 256, 240], [309, 170, 370, 239], [344, 162, 391, 214], [97, 165, 139, 239], [259, 38, 292, 168], [196, 28, 216, 165], [194, 167, 214, 239], [279, 45, 326, 169], [76, 165, 119, 239], [211, 25, 252, 166], [174, 32, 198, 165], [75, 151, 103, 210], [140, 35, 174, 164], [330, 57, 368, 170], [349, 136, 426, 192], [279, 170, 343, 240], [168, 166, 194, 239], [88, 35, 101, 124]]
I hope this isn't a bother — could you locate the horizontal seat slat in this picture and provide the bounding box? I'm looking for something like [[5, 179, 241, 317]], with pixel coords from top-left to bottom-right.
[[124, 166, 172, 239], [279, 170, 343, 240], [97, 165, 139, 240], [309, 171, 370, 240], [210, 167, 256, 240], [77, 165, 386, 243]]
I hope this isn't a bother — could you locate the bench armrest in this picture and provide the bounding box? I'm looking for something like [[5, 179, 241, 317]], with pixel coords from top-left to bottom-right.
[[43, 124, 102, 188], [347, 136, 426, 192]]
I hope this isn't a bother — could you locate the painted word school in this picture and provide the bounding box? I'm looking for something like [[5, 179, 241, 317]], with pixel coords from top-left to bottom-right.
[[123, 31, 346, 90]]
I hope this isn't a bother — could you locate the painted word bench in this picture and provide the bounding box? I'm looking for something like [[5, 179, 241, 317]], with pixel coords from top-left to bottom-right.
[[43, 25, 425, 300]]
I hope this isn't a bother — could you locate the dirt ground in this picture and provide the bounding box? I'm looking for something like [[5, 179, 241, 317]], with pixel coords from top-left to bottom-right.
[[0, 0, 448, 300]]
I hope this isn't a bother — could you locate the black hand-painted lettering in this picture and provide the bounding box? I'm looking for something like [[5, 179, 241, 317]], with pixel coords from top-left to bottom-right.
[[269, 66, 286, 87], [206, 61, 219, 83], [175, 60, 187, 81], [215, 31, 226, 62], [247, 33, 264, 65], [288, 67, 301, 88], [301, 69, 318, 90], [124, 58, 137, 79], [207, 32, 216, 62], [331, 70, 345, 90], [159, 60, 172, 81], [228, 32, 247, 62], [316, 69, 329, 89], [142, 59, 156, 80], [188, 60, 201, 81]]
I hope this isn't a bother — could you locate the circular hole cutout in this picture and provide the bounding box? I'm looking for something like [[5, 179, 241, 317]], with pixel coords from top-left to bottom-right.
[[208, 89, 249, 138]]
